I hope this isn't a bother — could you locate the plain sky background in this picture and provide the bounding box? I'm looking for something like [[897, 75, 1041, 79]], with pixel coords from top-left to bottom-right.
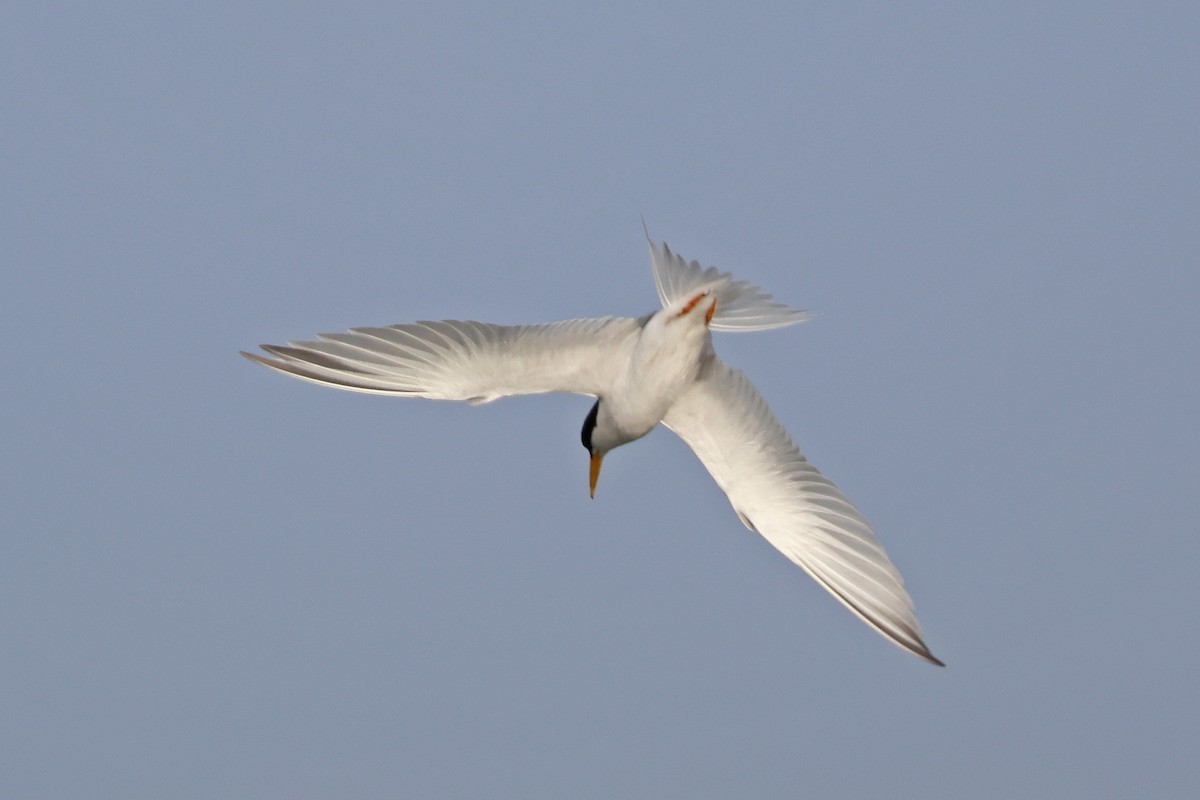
[[4, 2, 1198, 797]]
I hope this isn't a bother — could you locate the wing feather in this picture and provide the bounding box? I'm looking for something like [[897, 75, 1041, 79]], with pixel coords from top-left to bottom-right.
[[663, 358, 942, 665], [243, 317, 641, 403]]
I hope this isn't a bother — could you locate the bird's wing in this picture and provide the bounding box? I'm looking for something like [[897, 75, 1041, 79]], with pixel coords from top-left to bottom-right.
[[662, 358, 942, 665], [644, 228, 810, 332], [242, 317, 642, 404]]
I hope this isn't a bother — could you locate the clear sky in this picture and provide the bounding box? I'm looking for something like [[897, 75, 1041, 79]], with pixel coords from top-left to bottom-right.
[[4, 2, 1198, 797]]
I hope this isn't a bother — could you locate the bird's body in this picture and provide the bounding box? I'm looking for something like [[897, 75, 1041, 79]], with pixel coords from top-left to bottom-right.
[[244, 231, 943, 666], [601, 291, 716, 447]]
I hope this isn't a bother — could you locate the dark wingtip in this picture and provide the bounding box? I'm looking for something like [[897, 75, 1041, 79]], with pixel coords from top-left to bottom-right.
[[915, 645, 945, 667], [240, 349, 284, 368]]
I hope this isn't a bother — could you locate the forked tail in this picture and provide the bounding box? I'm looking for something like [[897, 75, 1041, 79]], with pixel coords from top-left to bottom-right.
[[644, 225, 810, 332]]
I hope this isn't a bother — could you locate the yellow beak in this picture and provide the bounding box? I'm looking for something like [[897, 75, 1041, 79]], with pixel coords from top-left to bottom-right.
[[589, 453, 604, 499]]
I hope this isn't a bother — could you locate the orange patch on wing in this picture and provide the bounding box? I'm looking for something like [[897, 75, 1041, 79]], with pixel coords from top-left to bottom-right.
[[705, 298, 716, 325]]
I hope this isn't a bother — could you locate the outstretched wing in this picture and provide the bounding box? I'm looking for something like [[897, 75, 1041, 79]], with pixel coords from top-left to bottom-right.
[[242, 317, 641, 404], [663, 358, 942, 665], [644, 228, 810, 332]]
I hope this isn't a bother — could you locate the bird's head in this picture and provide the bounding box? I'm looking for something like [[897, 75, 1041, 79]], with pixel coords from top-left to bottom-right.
[[580, 398, 619, 499]]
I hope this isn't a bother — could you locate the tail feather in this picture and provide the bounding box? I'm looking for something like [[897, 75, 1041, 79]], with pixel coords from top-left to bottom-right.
[[643, 227, 809, 332]]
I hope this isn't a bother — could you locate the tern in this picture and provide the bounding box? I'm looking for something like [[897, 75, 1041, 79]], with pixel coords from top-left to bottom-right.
[[243, 230, 943, 665]]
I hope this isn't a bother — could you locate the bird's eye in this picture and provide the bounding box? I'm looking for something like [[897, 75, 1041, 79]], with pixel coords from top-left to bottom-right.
[[580, 400, 599, 451]]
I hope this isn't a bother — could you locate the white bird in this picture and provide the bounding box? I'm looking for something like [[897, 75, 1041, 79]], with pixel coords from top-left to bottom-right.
[[243, 230, 943, 666]]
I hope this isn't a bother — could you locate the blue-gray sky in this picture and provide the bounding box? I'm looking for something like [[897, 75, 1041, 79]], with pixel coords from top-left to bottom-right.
[[4, 2, 1198, 797]]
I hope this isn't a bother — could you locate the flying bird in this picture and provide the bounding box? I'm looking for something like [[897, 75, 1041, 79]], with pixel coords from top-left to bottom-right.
[[242, 230, 943, 665]]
